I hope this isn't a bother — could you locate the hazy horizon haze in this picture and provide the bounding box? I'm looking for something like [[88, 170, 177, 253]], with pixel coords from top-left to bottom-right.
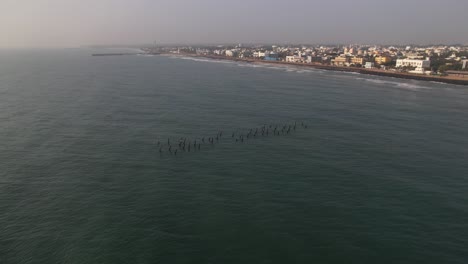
[[1, 0, 467, 48]]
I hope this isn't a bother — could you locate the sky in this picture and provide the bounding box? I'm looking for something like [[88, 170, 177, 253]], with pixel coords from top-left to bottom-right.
[[1, 0, 467, 48]]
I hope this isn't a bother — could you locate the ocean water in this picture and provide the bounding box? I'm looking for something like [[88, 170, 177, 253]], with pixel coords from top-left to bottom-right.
[[1, 49, 468, 264]]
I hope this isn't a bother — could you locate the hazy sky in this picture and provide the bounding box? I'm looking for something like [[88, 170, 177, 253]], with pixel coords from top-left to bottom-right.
[[1, 0, 467, 48]]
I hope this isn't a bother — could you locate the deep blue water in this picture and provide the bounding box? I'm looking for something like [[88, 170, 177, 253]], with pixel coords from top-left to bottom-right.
[[1, 49, 468, 263]]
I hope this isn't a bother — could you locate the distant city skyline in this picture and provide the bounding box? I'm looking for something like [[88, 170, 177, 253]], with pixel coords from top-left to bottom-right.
[[1, 0, 467, 48]]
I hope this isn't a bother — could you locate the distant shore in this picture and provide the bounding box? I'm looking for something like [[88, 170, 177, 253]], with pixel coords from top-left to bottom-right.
[[160, 53, 468, 86]]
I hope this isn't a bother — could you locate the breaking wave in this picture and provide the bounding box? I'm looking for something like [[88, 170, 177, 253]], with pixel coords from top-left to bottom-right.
[[355, 77, 431, 90]]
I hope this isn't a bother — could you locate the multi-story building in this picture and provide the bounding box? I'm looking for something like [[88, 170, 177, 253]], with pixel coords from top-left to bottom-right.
[[396, 58, 431, 74], [396, 58, 431, 69], [285, 55, 303, 63], [351, 57, 366, 65], [225, 50, 237, 57], [463, 60, 468, 70], [374, 55, 392, 64], [264, 52, 279, 61], [332, 56, 350, 66], [252, 51, 262, 58], [365, 62, 375, 69]]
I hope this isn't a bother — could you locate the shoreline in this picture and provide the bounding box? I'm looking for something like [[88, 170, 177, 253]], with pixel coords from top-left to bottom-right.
[[162, 53, 468, 86]]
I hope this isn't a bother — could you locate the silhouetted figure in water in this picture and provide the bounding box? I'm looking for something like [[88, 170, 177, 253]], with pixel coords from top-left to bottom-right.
[[232, 133, 235, 138], [174, 149, 178, 155], [198, 144, 201, 150], [168, 146, 172, 153], [202, 137, 205, 143]]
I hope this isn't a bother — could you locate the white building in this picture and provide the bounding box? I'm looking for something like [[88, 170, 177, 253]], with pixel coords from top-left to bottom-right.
[[463, 60, 468, 70], [285, 55, 303, 63], [396, 58, 431, 74], [396, 58, 430, 69], [253, 51, 267, 58], [365, 62, 375, 69], [213, 50, 224, 55], [225, 50, 237, 57]]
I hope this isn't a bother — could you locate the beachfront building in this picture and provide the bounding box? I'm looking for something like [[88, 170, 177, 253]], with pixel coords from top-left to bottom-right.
[[396, 58, 431, 74], [306, 56, 323, 63], [332, 56, 350, 66], [396, 58, 431, 69], [374, 55, 392, 64], [351, 57, 366, 65], [463, 60, 468, 70], [285, 55, 304, 63], [225, 50, 238, 57], [264, 52, 279, 61], [213, 50, 225, 55], [253, 51, 267, 58], [365, 62, 375, 69]]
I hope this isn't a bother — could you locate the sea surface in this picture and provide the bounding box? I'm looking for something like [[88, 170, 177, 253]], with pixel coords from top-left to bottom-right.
[[1, 49, 468, 264]]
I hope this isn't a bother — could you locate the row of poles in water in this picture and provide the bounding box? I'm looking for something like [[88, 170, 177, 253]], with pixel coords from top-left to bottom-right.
[[156, 121, 308, 156]]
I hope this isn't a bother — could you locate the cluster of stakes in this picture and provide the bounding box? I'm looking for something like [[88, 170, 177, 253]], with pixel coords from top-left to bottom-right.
[[156, 121, 308, 156]]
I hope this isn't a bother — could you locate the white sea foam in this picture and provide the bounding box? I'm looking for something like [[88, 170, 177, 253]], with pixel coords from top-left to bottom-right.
[[355, 78, 431, 90], [169, 57, 430, 88], [341, 71, 361, 75], [169, 56, 328, 75], [171, 56, 235, 65]]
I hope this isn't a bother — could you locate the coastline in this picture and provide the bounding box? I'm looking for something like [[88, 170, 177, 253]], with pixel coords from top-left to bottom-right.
[[161, 53, 468, 86]]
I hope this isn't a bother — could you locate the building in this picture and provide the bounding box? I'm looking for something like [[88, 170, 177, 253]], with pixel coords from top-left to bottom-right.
[[264, 52, 279, 61], [225, 50, 237, 57], [365, 62, 375, 69], [351, 57, 366, 65], [306, 56, 323, 63], [285, 55, 303, 63], [396, 58, 431, 69], [463, 60, 468, 70], [332, 56, 350, 66], [253, 51, 267, 58], [374, 55, 392, 64]]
